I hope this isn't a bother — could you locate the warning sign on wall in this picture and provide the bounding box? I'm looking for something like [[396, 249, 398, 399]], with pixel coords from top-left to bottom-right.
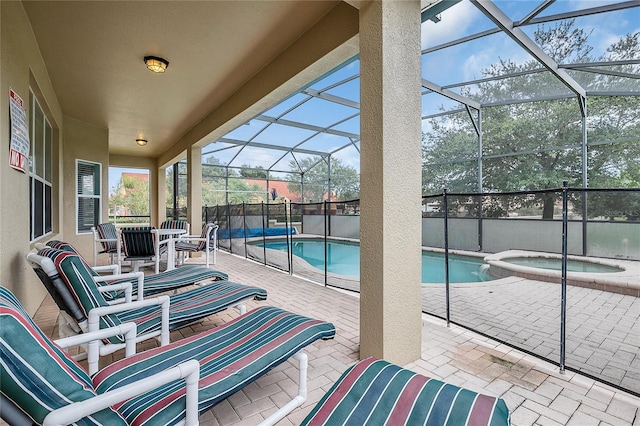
[[9, 88, 30, 173]]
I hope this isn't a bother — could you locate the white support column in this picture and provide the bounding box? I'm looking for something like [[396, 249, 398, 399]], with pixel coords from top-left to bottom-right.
[[187, 146, 203, 236], [157, 167, 167, 223], [359, 0, 423, 365]]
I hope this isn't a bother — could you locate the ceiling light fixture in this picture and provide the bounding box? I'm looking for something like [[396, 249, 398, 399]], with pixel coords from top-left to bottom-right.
[[143, 56, 169, 73], [136, 138, 148, 146]]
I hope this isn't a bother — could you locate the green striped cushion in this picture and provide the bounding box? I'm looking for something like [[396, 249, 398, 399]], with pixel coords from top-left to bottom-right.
[[37, 247, 267, 345], [116, 280, 268, 335], [38, 247, 124, 341], [157, 220, 190, 255], [47, 239, 80, 253], [0, 286, 126, 425], [31, 249, 88, 324], [96, 223, 119, 253], [46, 241, 228, 300], [174, 224, 210, 252], [93, 306, 336, 425], [301, 357, 510, 426], [120, 227, 155, 259], [105, 264, 228, 298], [160, 220, 189, 241]]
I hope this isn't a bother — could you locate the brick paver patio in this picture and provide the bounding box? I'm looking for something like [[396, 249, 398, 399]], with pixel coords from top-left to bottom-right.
[[29, 250, 640, 425]]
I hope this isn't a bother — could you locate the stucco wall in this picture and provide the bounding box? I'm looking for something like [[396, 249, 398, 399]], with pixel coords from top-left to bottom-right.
[[61, 117, 109, 259], [0, 2, 63, 314]]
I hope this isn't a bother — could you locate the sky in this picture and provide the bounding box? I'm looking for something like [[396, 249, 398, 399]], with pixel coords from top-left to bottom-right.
[[199, 1, 638, 176]]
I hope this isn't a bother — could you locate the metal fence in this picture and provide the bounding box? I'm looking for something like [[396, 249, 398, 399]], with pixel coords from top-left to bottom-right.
[[203, 186, 639, 397], [108, 215, 151, 226]]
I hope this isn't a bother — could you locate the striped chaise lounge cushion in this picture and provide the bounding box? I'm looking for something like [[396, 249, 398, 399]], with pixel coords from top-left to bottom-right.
[[0, 286, 336, 425], [106, 264, 228, 296], [174, 223, 210, 252], [0, 287, 126, 425], [93, 305, 336, 425], [37, 247, 267, 344], [159, 220, 189, 242], [46, 240, 228, 299], [301, 357, 510, 426], [120, 226, 156, 260], [95, 223, 119, 254]]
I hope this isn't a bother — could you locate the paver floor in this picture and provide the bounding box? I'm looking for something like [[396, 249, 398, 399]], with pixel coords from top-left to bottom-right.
[[29, 250, 640, 425], [419, 277, 640, 393]]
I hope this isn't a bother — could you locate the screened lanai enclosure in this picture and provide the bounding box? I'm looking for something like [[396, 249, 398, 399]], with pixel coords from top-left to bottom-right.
[[164, 0, 640, 397], [165, 0, 640, 209]]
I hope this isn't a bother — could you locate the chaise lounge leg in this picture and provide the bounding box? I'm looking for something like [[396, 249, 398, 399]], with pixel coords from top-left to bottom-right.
[[258, 351, 308, 426], [234, 304, 247, 315]]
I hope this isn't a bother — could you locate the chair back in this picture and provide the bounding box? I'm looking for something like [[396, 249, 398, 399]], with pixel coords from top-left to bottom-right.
[[196, 223, 214, 251], [209, 223, 218, 247], [95, 222, 119, 253], [47, 239, 80, 254], [120, 226, 156, 259], [36, 248, 125, 344], [159, 220, 189, 240], [27, 249, 87, 325], [0, 286, 126, 425]]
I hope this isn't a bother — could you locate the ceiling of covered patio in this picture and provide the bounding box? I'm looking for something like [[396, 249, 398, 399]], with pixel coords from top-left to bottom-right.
[[22, 1, 639, 176]]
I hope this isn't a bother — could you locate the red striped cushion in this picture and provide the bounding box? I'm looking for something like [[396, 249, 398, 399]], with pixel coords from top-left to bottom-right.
[[120, 227, 156, 259], [93, 306, 336, 425], [174, 224, 210, 252], [37, 247, 267, 345], [47, 240, 80, 253], [302, 357, 510, 426], [96, 223, 119, 253], [105, 264, 228, 298], [116, 279, 268, 337], [45, 241, 228, 299], [160, 220, 189, 239], [0, 286, 126, 425]]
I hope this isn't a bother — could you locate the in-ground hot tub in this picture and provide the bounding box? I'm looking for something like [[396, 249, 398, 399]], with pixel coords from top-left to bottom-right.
[[484, 250, 639, 296]]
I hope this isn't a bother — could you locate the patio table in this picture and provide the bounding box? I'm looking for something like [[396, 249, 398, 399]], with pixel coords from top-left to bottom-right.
[[154, 228, 186, 271]]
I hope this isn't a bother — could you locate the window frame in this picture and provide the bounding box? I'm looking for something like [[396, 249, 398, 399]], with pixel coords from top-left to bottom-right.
[[29, 90, 53, 242], [76, 159, 102, 234]]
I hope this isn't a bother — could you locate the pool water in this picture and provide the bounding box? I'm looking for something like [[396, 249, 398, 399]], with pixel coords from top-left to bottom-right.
[[258, 239, 493, 283], [503, 257, 623, 273]]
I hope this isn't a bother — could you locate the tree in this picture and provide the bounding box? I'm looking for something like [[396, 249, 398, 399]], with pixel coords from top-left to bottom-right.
[[110, 173, 150, 218], [422, 21, 640, 219], [286, 156, 360, 202], [239, 164, 267, 179], [165, 157, 267, 214]]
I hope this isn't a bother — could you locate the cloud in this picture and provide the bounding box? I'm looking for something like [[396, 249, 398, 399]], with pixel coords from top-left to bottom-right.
[[331, 146, 360, 172], [421, 1, 478, 49]]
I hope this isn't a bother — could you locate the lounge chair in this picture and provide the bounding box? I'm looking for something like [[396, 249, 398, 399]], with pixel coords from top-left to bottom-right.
[[44, 240, 228, 301], [175, 223, 217, 267], [301, 357, 510, 426], [91, 222, 121, 266], [0, 285, 336, 426], [156, 220, 191, 266], [119, 226, 164, 272], [27, 248, 267, 370]]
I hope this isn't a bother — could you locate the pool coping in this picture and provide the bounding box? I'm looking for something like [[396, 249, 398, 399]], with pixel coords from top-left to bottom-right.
[[243, 236, 640, 296], [484, 250, 640, 296]]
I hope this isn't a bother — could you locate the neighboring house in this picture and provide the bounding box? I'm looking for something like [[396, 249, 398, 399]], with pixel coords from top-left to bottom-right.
[[111, 172, 150, 217], [243, 179, 340, 203], [244, 179, 301, 202]]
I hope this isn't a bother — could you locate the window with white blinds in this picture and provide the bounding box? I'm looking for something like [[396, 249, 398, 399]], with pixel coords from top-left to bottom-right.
[[77, 160, 101, 233], [29, 91, 53, 241]]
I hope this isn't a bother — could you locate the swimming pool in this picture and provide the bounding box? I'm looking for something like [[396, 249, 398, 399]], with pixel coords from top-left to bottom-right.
[[255, 239, 493, 283]]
